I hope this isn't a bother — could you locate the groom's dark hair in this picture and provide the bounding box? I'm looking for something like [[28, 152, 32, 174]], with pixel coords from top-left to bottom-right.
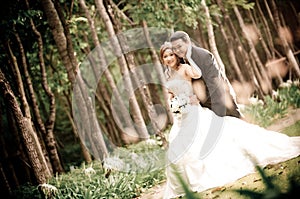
[[170, 31, 190, 43]]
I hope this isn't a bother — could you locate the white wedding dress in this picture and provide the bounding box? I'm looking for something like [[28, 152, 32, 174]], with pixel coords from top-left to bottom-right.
[[163, 77, 300, 199]]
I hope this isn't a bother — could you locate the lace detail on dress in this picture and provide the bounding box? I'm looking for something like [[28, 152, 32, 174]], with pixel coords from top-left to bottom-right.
[[166, 78, 193, 97]]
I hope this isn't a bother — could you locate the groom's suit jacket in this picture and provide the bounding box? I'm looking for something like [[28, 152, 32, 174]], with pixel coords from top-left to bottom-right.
[[188, 45, 241, 118]]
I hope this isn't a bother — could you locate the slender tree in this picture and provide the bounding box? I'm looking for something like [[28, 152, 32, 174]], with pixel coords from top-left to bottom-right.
[[269, 0, 300, 78], [16, 0, 64, 174], [233, 5, 272, 94], [0, 68, 51, 184], [95, 0, 149, 139], [213, 13, 245, 82], [41, 0, 108, 159], [257, 0, 275, 58], [201, 0, 226, 72], [78, 0, 132, 145]]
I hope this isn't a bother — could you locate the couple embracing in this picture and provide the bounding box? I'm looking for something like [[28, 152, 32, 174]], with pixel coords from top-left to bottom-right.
[[160, 31, 300, 199]]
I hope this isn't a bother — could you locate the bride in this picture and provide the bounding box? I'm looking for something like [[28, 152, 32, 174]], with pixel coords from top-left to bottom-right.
[[159, 42, 300, 199]]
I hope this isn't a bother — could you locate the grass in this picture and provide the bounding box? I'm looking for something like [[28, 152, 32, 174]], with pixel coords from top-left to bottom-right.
[[283, 121, 300, 137]]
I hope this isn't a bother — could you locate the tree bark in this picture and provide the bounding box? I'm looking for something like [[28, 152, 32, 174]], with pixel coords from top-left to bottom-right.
[[13, 26, 54, 173], [201, 0, 225, 73], [256, 0, 275, 57], [22, 0, 65, 174], [95, 0, 149, 139], [233, 5, 272, 94], [269, 0, 300, 78], [41, 0, 108, 160], [0, 69, 51, 184], [141, 20, 169, 146], [64, 104, 92, 163], [213, 11, 245, 82], [247, 9, 272, 59], [79, 0, 135, 145], [247, 8, 283, 84], [0, 107, 13, 194]]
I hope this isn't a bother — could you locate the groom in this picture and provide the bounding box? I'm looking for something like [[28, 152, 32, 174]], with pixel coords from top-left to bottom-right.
[[170, 31, 242, 118]]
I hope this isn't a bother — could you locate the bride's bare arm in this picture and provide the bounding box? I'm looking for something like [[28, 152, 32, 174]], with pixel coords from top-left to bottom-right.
[[184, 64, 201, 79]]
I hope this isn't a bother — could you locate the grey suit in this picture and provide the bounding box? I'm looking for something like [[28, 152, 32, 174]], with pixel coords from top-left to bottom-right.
[[188, 46, 242, 118]]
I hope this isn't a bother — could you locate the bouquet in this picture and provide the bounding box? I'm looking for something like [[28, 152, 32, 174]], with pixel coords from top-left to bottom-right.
[[170, 94, 190, 114]]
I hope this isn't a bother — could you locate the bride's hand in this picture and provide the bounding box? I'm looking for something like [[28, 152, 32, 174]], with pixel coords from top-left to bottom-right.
[[189, 95, 199, 105]]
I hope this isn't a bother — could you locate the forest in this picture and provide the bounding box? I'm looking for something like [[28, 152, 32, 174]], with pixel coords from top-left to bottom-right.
[[0, 0, 300, 198]]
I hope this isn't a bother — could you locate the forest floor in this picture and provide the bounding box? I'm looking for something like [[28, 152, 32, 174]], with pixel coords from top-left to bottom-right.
[[137, 108, 300, 199]]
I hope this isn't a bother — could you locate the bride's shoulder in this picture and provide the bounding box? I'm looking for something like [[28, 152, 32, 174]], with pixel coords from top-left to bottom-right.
[[181, 63, 190, 68], [181, 63, 193, 72], [182, 64, 192, 69]]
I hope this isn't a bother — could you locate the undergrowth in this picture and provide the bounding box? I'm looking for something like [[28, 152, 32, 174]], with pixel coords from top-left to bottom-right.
[[242, 80, 300, 127]]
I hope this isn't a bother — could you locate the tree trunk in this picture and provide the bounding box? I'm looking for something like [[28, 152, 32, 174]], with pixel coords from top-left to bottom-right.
[[6, 106, 32, 185], [23, 1, 65, 173], [233, 5, 272, 94], [213, 12, 245, 82], [247, 9, 272, 59], [256, 0, 275, 57], [79, 0, 135, 145], [269, 0, 300, 78], [195, 19, 209, 49], [141, 20, 170, 146], [114, 16, 161, 137], [13, 27, 54, 174], [64, 104, 92, 163], [0, 69, 51, 184], [108, 1, 150, 141], [0, 161, 11, 194], [41, 0, 108, 160], [95, 0, 149, 139], [0, 107, 12, 194], [219, 2, 249, 81], [53, 0, 78, 72], [247, 8, 283, 84], [201, 0, 225, 73]]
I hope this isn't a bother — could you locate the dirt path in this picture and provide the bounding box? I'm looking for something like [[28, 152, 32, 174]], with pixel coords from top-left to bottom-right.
[[266, 108, 300, 131], [137, 108, 300, 199]]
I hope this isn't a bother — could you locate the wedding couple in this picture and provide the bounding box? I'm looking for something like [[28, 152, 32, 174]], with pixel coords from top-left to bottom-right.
[[160, 31, 300, 198]]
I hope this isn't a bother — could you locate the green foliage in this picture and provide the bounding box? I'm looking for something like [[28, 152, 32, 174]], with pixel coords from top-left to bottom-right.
[[242, 80, 300, 127], [10, 182, 42, 199], [126, 0, 174, 28], [126, 0, 230, 29], [277, 81, 300, 108], [243, 95, 287, 127], [50, 164, 141, 199], [234, 164, 300, 199], [12, 139, 165, 199], [229, 0, 254, 9]]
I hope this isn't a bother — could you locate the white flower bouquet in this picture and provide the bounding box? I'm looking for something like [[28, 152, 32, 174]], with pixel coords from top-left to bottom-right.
[[170, 94, 190, 114]]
